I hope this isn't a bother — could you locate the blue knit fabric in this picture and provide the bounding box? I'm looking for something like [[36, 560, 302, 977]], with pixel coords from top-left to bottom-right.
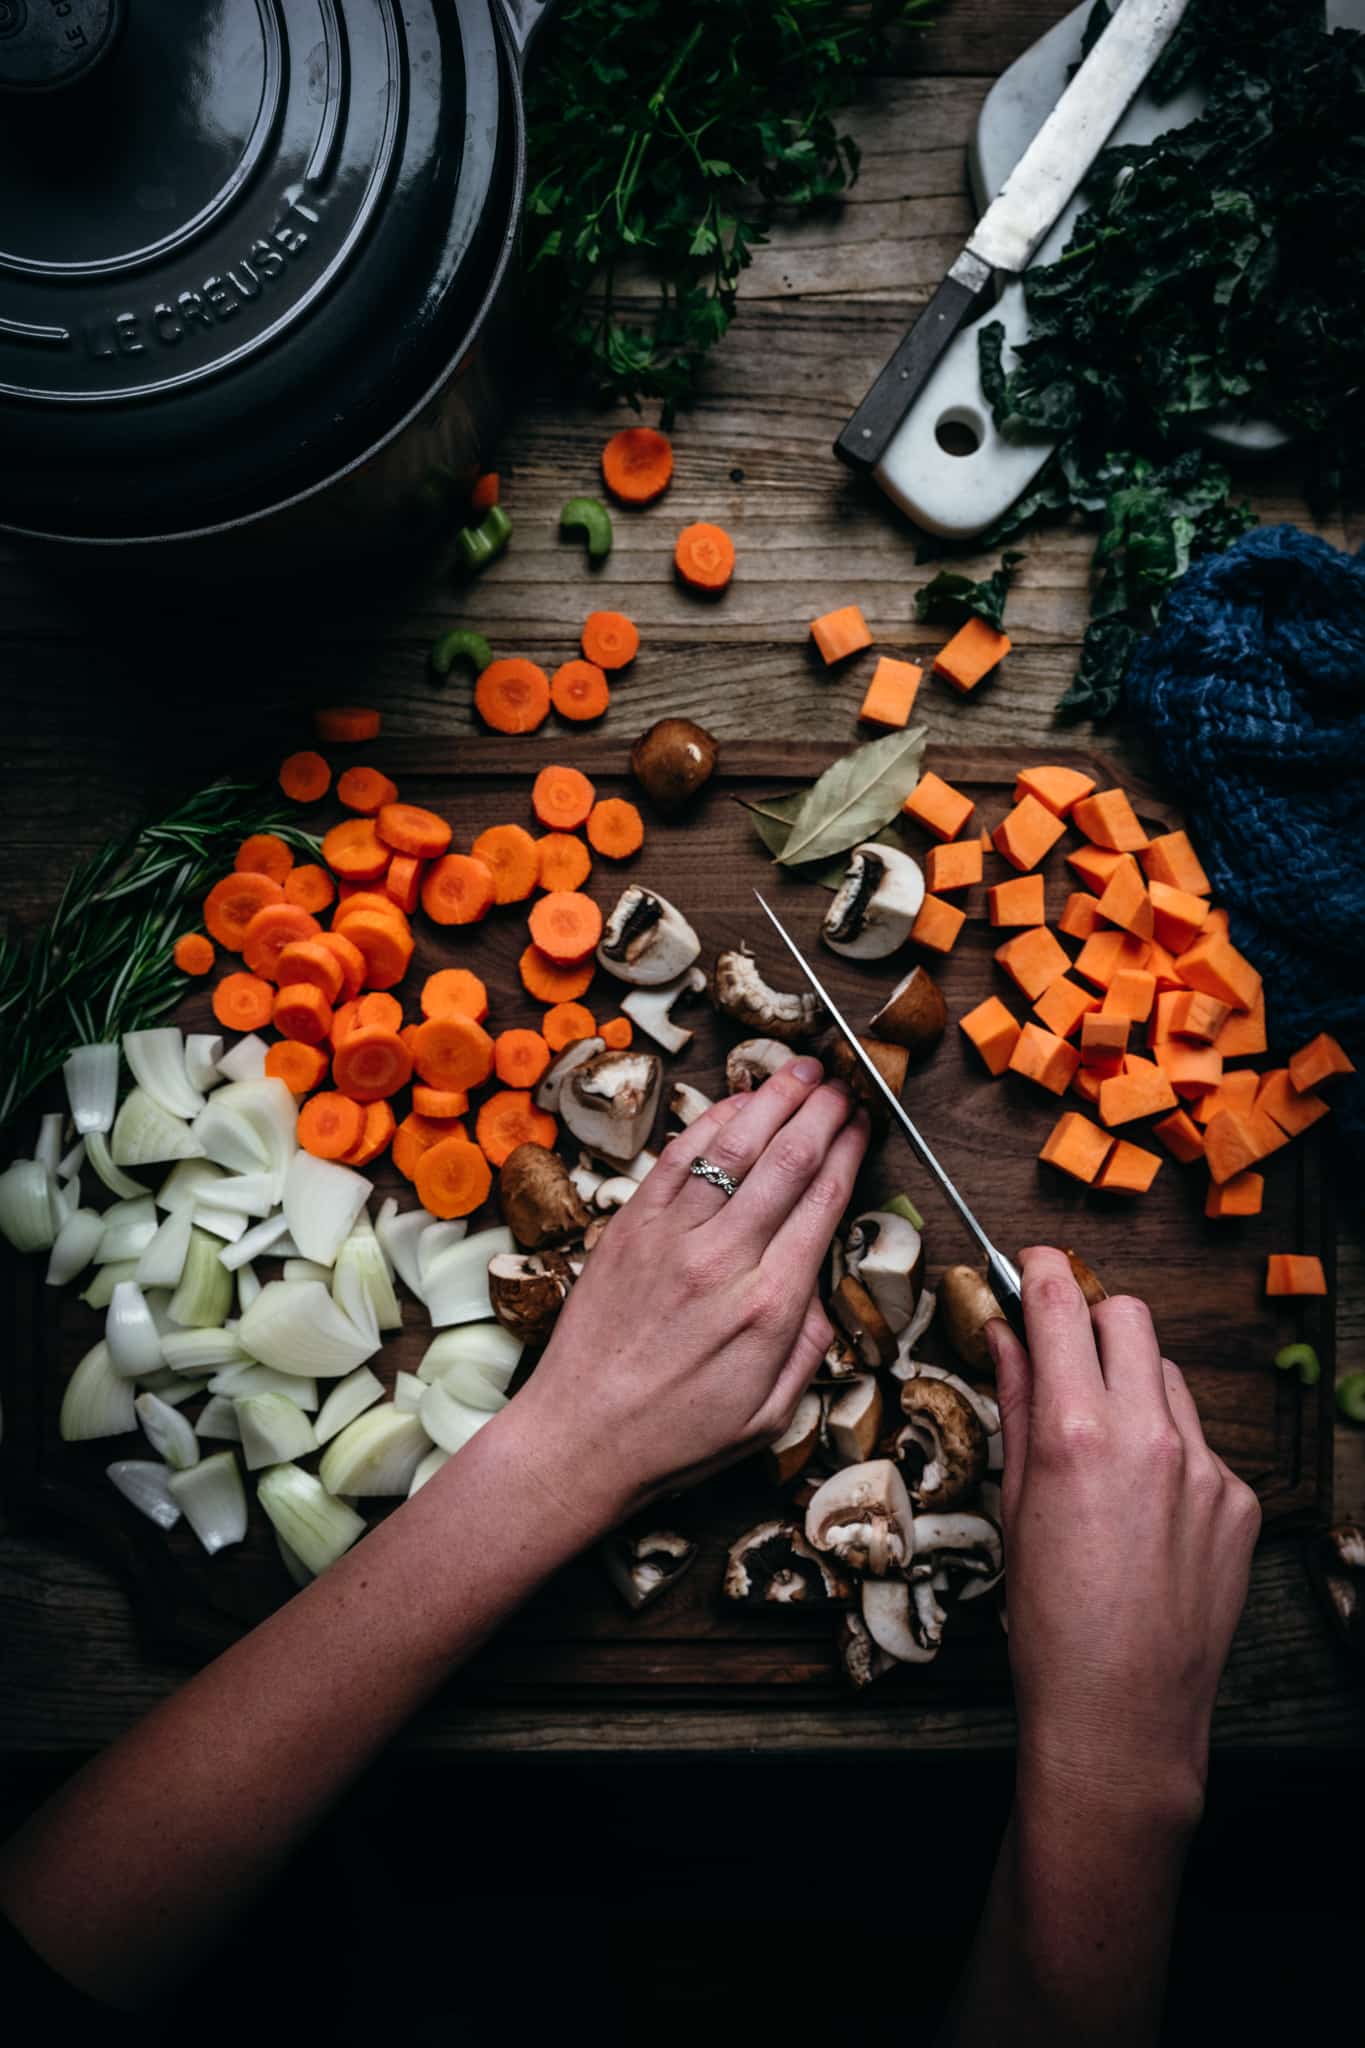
[[1125, 525, 1365, 1163]]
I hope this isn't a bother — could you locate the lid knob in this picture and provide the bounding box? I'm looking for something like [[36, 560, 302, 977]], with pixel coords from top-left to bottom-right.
[[0, 0, 122, 92]]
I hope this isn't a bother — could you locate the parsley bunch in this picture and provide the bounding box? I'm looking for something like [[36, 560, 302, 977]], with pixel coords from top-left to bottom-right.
[[523, 0, 937, 418]]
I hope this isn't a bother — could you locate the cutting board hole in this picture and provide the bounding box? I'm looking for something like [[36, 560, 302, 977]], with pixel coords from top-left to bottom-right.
[[935, 408, 984, 458]]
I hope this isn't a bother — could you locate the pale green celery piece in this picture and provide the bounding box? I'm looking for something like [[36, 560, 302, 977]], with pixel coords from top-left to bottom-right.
[[456, 503, 511, 572], [430, 627, 494, 679], [884, 1193, 925, 1232], [1274, 1342, 1321, 1386], [559, 496, 613, 562], [1335, 1371, 1365, 1423]]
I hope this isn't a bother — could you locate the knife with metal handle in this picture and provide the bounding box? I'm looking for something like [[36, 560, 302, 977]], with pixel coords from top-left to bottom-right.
[[753, 891, 1026, 1343], [834, 0, 1190, 475]]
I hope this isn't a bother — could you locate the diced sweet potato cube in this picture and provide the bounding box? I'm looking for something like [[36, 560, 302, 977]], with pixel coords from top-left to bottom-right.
[[1147, 880, 1208, 956], [1167, 991, 1230, 1043], [1214, 991, 1266, 1059], [1058, 891, 1102, 941], [1140, 828, 1211, 897], [1153, 1109, 1206, 1163], [1288, 1031, 1356, 1093], [1066, 844, 1131, 894], [1192, 1069, 1259, 1127], [1039, 1111, 1113, 1184], [1205, 1171, 1262, 1218], [1204, 1106, 1288, 1183], [1254, 1068, 1330, 1137], [1013, 765, 1096, 818], [1094, 860, 1153, 940], [1071, 1065, 1105, 1106], [987, 874, 1046, 926], [859, 655, 923, 727], [995, 926, 1071, 1002], [911, 894, 966, 955], [1098, 1055, 1177, 1127], [925, 838, 983, 893], [1148, 990, 1182, 1047], [1265, 1254, 1327, 1297], [959, 995, 1021, 1078], [1070, 788, 1148, 852], [1145, 940, 1187, 992], [810, 604, 872, 664], [1095, 1139, 1161, 1194], [992, 794, 1067, 873], [1153, 1041, 1223, 1099], [1101, 968, 1156, 1024], [1177, 932, 1261, 1012], [903, 770, 975, 842], [1034, 974, 1099, 1041], [933, 617, 1011, 692], [1081, 1011, 1129, 1070], [1008, 1023, 1081, 1096], [1073, 929, 1152, 992]]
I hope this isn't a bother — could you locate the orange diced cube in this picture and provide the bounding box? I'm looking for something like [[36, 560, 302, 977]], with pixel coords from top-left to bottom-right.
[[1098, 1054, 1178, 1127], [1153, 1109, 1206, 1163], [1101, 968, 1156, 1024], [933, 617, 1011, 692], [1265, 1254, 1327, 1297], [1039, 1111, 1113, 1184], [1205, 1171, 1263, 1218], [1066, 844, 1131, 894], [1058, 891, 1103, 941], [1140, 828, 1211, 897], [1095, 1139, 1162, 1194], [1254, 1068, 1330, 1137], [911, 894, 966, 955], [1034, 974, 1099, 1041], [925, 838, 983, 893], [979, 826, 993, 851], [959, 995, 1022, 1077], [1167, 991, 1230, 1043], [1145, 940, 1187, 992], [1094, 859, 1154, 940], [994, 926, 1071, 1001], [1013, 765, 1096, 819], [1154, 1041, 1223, 1099], [859, 655, 923, 727], [1008, 1022, 1081, 1096], [810, 604, 872, 664], [1148, 990, 1182, 1047], [1204, 1106, 1288, 1183], [987, 874, 1046, 926], [1214, 991, 1266, 1059], [1071, 1065, 1105, 1106], [903, 771, 975, 842], [1193, 1068, 1259, 1127], [1177, 932, 1261, 1012], [1073, 929, 1152, 992], [1147, 880, 1208, 955], [992, 794, 1066, 873], [1081, 1010, 1129, 1070], [1288, 1031, 1356, 1093], [1070, 788, 1149, 852]]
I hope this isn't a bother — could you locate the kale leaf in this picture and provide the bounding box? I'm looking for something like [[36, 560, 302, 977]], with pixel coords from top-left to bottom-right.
[[915, 552, 1023, 633]]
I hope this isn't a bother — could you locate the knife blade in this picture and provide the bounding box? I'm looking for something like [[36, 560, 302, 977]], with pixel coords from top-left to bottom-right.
[[834, 0, 1190, 475], [753, 890, 1026, 1340]]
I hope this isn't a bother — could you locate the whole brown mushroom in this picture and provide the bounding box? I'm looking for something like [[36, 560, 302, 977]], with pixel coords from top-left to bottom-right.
[[498, 1143, 592, 1250], [868, 966, 947, 1060], [630, 719, 719, 812]]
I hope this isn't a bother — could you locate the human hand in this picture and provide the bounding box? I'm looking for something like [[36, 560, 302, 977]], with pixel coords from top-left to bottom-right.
[[502, 1058, 870, 1534], [988, 1246, 1261, 1831]]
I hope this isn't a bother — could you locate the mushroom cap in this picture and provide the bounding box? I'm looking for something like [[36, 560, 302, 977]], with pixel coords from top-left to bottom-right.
[[722, 1519, 851, 1605], [830, 1272, 896, 1369], [497, 1143, 593, 1250], [835, 1611, 896, 1689], [763, 1388, 823, 1486], [845, 1209, 923, 1336], [869, 965, 948, 1058], [598, 886, 701, 986], [911, 1510, 1004, 1598], [534, 1035, 606, 1115], [822, 843, 926, 961], [487, 1251, 574, 1344], [630, 718, 719, 811], [805, 1460, 915, 1577], [892, 1377, 987, 1510], [824, 1372, 884, 1466], [559, 1048, 663, 1164], [710, 946, 826, 1045], [668, 1081, 713, 1129], [602, 1528, 698, 1610], [860, 1578, 941, 1665], [938, 1264, 1006, 1376], [725, 1037, 797, 1093]]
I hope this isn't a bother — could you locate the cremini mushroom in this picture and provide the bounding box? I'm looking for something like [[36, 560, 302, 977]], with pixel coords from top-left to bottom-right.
[[535, 1036, 605, 1115], [835, 1611, 896, 1689], [763, 1389, 822, 1486], [912, 1511, 1004, 1601], [813, 1330, 859, 1384], [621, 965, 707, 1054], [722, 1519, 851, 1605], [844, 1209, 923, 1335], [602, 1528, 699, 1611], [824, 1373, 883, 1466], [869, 965, 947, 1060], [822, 842, 926, 959], [497, 1143, 592, 1250], [668, 1081, 713, 1128], [487, 1250, 575, 1344], [908, 1362, 1002, 1449], [1064, 1248, 1107, 1306], [598, 886, 701, 986], [593, 1175, 640, 1212], [830, 1272, 896, 1369], [725, 1038, 798, 1093], [710, 946, 827, 1045], [805, 1459, 915, 1576], [860, 1577, 941, 1665], [938, 1264, 1006, 1376], [558, 1048, 663, 1163], [892, 1377, 987, 1511], [630, 718, 718, 811], [820, 1032, 909, 1127]]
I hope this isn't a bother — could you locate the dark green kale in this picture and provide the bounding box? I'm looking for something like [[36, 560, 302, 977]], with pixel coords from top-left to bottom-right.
[[915, 552, 1023, 633]]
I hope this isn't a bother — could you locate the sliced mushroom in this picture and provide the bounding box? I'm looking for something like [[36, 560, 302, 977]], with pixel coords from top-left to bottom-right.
[[860, 1578, 940, 1665], [844, 1210, 923, 1335], [497, 1143, 592, 1250], [830, 1272, 896, 1370], [711, 946, 826, 1045], [580, 1216, 612, 1254], [598, 886, 701, 987], [805, 1460, 915, 1577], [812, 1330, 859, 1384], [892, 1378, 987, 1511], [763, 1389, 822, 1486], [569, 1154, 606, 1203], [822, 843, 926, 960], [825, 1373, 883, 1466], [835, 1611, 896, 1690], [668, 1081, 713, 1129], [593, 1176, 639, 1212], [722, 1519, 851, 1605], [487, 1250, 575, 1344], [820, 1032, 910, 1126], [602, 1528, 698, 1611], [559, 1049, 663, 1164], [912, 1511, 1003, 1601], [535, 1036, 605, 1115], [630, 718, 718, 812], [622, 966, 707, 1055], [725, 1038, 798, 1093], [1064, 1248, 1107, 1306], [869, 966, 947, 1059], [903, 1361, 1002, 1440], [938, 1265, 1006, 1376]]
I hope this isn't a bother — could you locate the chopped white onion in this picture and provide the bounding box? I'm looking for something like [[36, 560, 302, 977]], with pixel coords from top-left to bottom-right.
[[35, 1112, 66, 1175], [96, 1196, 159, 1263], [374, 1198, 428, 1301], [419, 1378, 502, 1455], [418, 1220, 469, 1286], [169, 1451, 247, 1553], [123, 1027, 206, 1121], [217, 1210, 290, 1271], [333, 1230, 402, 1333], [80, 1259, 138, 1310], [421, 1227, 514, 1328], [207, 1172, 275, 1218], [63, 1043, 119, 1135], [135, 1391, 199, 1470], [161, 1327, 251, 1374], [135, 1366, 208, 1408], [46, 1205, 103, 1286], [276, 1532, 313, 1588], [282, 1151, 369, 1269], [193, 1079, 296, 1199], [392, 1371, 425, 1414], [190, 1099, 269, 1176], [0, 1159, 59, 1253], [408, 1446, 451, 1496], [235, 1260, 262, 1313], [194, 1394, 242, 1441], [107, 1459, 182, 1530], [318, 1406, 430, 1497], [236, 1392, 319, 1472], [110, 1088, 205, 1168], [191, 1203, 249, 1243], [282, 1257, 333, 1286], [134, 1205, 193, 1291], [156, 1159, 227, 1214], [184, 1033, 226, 1093], [106, 1280, 164, 1378], [216, 1034, 269, 1083], [58, 1137, 86, 1180], [258, 1463, 366, 1576], [59, 1340, 136, 1441], [85, 1129, 147, 1199], [314, 1366, 385, 1444], [418, 1322, 521, 1391], [237, 1280, 378, 1377], [208, 1361, 318, 1410], [167, 1227, 234, 1328]]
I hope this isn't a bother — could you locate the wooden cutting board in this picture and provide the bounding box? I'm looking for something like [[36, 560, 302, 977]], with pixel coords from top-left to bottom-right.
[[1, 743, 1335, 1699]]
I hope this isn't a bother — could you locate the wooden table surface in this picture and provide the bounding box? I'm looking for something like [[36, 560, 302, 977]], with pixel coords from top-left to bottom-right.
[[2, 0, 1362, 1755]]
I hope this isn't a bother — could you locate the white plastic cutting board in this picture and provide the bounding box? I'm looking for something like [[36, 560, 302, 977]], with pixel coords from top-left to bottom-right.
[[874, 0, 1364, 540]]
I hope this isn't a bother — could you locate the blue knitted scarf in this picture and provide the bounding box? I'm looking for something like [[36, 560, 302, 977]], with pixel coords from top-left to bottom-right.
[[1125, 525, 1365, 1161]]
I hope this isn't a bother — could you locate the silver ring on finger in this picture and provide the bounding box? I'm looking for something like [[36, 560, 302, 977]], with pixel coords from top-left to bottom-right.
[[689, 1156, 741, 1199]]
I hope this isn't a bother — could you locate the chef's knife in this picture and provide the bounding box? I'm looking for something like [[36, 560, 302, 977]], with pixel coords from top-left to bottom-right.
[[753, 891, 1026, 1342], [834, 0, 1190, 474]]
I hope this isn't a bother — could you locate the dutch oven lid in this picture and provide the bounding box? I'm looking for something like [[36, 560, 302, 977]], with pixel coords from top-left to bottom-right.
[[0, 0, 512, 541]]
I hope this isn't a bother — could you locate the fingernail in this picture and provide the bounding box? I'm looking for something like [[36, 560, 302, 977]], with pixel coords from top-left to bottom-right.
[[790, 1057, 823, 1085]]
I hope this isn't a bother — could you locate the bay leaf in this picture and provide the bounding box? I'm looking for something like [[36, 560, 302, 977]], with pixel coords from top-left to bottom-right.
[[737, 794, 911, 890], [777, 726, 928, 868]]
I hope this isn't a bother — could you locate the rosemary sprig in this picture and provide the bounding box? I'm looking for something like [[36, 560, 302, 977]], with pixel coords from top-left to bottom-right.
[[0, 780, 320, 1132]]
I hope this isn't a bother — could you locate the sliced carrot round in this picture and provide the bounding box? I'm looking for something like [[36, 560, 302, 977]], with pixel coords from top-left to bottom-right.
[[279, 751, 331, 803], [333, 1026, 413, 1103], [264, 1041, 329, 1094], [494, 1028, 552, 1088], [322, 818, 391, 882], [586, 798, 644, 860], [470, 824, 539, 905], [411, 1014, 494, 1092], [599, 1016, 633, 1050], [580, 610, 638, 670], [274, 938, 345, 1004], [298, 1092, 365, 1160], [284, 864, 336, 915], [336, 766, 399, 816], [411, 1085, 470, 1119], [601, 425, 673, 505], [333, 890, 407, 930], [235, 833, 295, 884], [474, 1091, 558, 1169], [173, 932, 214, 976], [474, 659, 551, 736], [393, 1111, 467, 1182], [550, 659, 610, 722], [212, 971, 274, 1032], [385, 853, 424, 916], [532, 765, 596, 832], [314, 705, 381, 745], [339, 1098, 396, 1167], [415, 1136, 492, 1220], [542, 1002, 597, 1053], [240, 904, 322, 981], [376, 802, 453, 859], [273, 982, 333, 1046], [203, 872, 285, 952], [674, 521, 735, 593], [340, 911, 414, 991], [527, 891, 603, 964], [518, 944, 594, 1004], [315, 929, 367, 1002], [421, 854, 495, 927], [420, 968, 489, 1023], [536, 833, 592, 893]]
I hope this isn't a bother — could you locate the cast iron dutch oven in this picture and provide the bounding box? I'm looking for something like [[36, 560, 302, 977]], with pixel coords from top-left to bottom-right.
[[0, 0, 550, 558]]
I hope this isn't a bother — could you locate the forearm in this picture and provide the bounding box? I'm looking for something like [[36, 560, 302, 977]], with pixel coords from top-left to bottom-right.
[[940, 1767, 1196, 2048], [0, 1406, 611, 2010]]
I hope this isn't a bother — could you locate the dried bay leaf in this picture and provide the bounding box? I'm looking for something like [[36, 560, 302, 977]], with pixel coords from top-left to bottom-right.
[[738, 796, 914, 890], [776, 726, 927, 868]]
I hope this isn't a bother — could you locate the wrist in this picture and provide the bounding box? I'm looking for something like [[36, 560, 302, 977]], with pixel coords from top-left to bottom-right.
[[482, 1396, 630, 1553], [1016, 1726, 1207, 1842]]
